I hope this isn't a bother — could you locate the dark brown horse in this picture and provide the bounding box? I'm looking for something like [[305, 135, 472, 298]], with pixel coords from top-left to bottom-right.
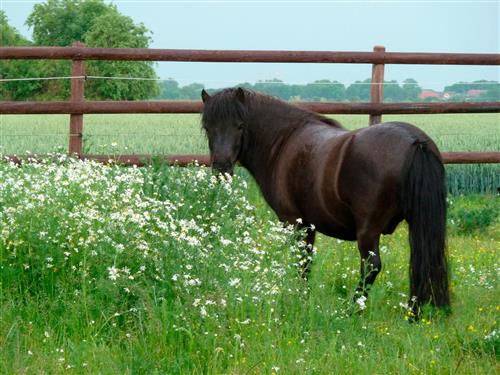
[[201, 87, 450, 316]]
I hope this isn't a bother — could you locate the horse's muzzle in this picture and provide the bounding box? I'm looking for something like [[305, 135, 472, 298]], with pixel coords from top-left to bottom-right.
[[212, 161, 234, 176]]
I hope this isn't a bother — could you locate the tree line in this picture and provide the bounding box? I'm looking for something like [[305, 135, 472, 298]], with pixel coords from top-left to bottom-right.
[[1, 1, 498, 102], [158, 78, 498, 102], [159, 78, 423, 102]]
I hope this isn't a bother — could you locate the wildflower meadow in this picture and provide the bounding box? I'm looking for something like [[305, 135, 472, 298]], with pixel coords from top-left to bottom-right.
[[0, 155, 498, 374]]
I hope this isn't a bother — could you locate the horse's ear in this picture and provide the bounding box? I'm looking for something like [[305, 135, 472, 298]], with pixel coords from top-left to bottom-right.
[[235, 87, 245, 104], [201, 89, 210, 103]]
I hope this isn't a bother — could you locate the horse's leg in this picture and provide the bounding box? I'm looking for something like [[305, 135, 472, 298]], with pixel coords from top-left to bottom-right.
[[299, 225, 316, 279], [353, 231, 382, 302]]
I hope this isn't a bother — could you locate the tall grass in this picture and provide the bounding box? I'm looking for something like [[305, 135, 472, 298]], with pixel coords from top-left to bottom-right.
[[0, 113, 498, 194], [0, 157, 498, 373]]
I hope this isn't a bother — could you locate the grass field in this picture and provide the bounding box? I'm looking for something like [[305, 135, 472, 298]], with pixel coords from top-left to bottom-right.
[[1, 113, 499, 155], [1, 113, 499, 194], [0, 158, 498, 374]]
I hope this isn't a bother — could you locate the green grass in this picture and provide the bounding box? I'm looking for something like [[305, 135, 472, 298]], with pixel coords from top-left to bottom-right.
[[1, 113, 498, 154], [0, 158, 498, 374], [0, 114, 208, 155], [1, 113, 499, 194]]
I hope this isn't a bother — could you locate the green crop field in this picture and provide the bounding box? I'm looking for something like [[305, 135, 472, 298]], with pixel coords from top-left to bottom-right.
[[1, 112, 499, 194], [0, 159, 498, 374], [1, 113, 499, 154]]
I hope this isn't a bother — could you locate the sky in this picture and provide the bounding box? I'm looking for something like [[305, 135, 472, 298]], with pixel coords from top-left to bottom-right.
[[1, 0, 499, 90]]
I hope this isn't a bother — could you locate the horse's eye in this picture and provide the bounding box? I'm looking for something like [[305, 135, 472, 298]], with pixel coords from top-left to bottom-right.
[[237, 122, 244, 130]]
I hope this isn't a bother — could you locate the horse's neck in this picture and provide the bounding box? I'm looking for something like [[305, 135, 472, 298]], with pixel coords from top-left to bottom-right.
[[239, 112, 300, 186]]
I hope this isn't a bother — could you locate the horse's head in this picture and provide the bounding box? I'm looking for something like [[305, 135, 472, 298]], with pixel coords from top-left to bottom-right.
[[201, 88, 247, 175]]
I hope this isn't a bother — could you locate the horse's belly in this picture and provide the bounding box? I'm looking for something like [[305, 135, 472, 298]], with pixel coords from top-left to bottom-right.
[[285, 176, 357, 240], [315, 223, 357, 241], [271, 197, 356, 241], [302, 199, 357, 241]]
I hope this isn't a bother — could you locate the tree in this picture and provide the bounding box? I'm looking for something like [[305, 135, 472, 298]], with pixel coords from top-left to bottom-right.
[[1, 11, 28, 46], [157, 80, 209, 100], [84, 11, 158, 100], [383, 80, 405, 102], [480, 85, 500, 101], [345, 79, 371, 101], [178, 83, 205, 100], [0, 11, 43, 100], [402, 78, 421, 101], [25, 0, 158, 100], [26, 0, 111, 46], [158, 79, 181, 100], [444, 80, 492, 94], [302, 80, 346, 101], [253, 79, 290, 100]]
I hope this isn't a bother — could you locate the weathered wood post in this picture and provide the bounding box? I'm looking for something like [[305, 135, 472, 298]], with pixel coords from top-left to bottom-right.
[[369, 45, 385, 125], [69, 41, 85, 156]]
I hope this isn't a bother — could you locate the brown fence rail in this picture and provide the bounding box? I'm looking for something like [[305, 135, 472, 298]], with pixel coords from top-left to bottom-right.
[[1, 45, 499, 165], [2, 101, 500, 115], [4, 152, 499, 167], [2, 47, 500, 65]]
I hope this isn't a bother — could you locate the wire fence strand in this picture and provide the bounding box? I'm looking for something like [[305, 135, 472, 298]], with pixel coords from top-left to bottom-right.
[[0, 76, 85, 82]]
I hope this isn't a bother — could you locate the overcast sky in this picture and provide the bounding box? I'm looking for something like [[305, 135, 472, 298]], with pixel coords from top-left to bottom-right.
[[2, 0, 499, 90]]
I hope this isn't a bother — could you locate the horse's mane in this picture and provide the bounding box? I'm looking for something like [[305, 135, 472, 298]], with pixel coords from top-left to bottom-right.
[[202, 88, 248, 127], [202, 88, 344, 129]]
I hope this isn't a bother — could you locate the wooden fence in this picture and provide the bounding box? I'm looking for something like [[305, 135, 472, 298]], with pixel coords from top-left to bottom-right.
[[1, 44, 499, 165]]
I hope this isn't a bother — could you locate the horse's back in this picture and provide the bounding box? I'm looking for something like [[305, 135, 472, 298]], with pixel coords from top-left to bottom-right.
[[330, 122, 440, 235]]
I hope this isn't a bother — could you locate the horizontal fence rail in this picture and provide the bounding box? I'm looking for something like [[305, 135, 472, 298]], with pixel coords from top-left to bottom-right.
[[3, 152, 499, 166], [2, 47, 500, 65], [1, 101, 500, 115], [1, 45, 499, 166], [80, 152, 500, 166]]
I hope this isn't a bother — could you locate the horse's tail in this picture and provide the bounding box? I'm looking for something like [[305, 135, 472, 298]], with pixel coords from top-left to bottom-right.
[[401, 140, 450, 312]]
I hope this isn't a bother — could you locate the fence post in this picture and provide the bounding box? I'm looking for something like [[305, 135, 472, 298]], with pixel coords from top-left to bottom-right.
[[69, 41, 85, 156], [369, 45, 385, 125]]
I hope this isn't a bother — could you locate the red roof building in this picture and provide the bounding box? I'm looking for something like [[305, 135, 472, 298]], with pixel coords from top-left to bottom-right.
[[419, 90, 443, 100]]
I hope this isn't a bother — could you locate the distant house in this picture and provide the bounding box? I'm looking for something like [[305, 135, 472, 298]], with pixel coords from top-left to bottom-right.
[[466, 89, 487, 98], [419, 90, 443, 100]]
